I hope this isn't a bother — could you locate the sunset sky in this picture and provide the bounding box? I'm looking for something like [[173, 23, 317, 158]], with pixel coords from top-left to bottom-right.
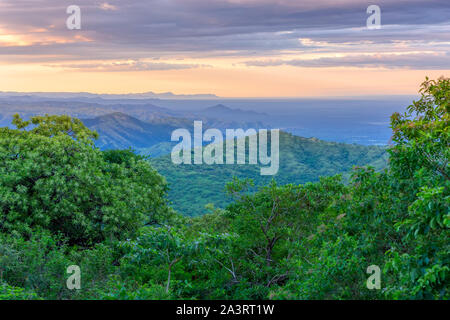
[[0, 0, 449, 97]]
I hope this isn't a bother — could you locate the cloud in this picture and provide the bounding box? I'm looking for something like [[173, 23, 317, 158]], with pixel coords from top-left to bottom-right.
[[244, 52, 450, 70], [0, 0, 448, 69], [47, 60, 208, 72], [99, 2, 117, 11]]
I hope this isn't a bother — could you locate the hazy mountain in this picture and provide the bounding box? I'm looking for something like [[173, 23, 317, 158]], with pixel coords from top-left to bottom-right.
[[0, 99, 177, 122], [0, 95, 407, 145], [0, 91, 219, 100], [81, 111, 270, 152], [0, 99, 269, 132], [82, 113, 188, 150]]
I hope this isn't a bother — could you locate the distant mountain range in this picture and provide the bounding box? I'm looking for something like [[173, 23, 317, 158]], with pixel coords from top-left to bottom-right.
[[0, 95, 272, 150], [80, 111, 269, 151], [0, 99, 178, 126], [0, 94, 405, 146], [82, 113, 190, 150], [0, 91, 219, 100]]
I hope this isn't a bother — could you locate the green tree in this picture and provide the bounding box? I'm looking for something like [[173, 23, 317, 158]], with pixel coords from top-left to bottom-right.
[[0, 114, 169, 245], [119, 226, 196, 294], [385, 77, 449, 299]]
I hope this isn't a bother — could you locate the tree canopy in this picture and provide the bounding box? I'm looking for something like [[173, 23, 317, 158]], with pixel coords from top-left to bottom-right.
[[0, 114, 170, 245]]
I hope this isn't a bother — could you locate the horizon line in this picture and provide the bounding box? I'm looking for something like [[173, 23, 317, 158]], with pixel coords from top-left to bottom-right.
[[0, 90, 418, 101]]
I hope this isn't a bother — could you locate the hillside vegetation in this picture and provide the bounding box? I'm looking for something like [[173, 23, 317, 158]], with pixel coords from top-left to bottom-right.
[[150, 132, 388, 215], [0, 78, 448, 300]]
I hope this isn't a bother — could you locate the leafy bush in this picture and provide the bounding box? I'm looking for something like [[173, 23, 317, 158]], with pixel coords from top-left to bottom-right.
[[0, 283, 40, 300]]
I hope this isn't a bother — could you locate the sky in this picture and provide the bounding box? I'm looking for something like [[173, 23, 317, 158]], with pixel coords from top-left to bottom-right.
[[0, 0, 449, 97]]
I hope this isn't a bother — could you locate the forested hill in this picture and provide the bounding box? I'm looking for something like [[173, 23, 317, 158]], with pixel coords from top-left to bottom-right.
[[82, 112, 192, 150], [80, 112, 269, 150], [150, 131, 389, 215]]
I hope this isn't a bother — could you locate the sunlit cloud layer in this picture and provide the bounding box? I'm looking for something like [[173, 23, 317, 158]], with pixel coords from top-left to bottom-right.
[[244, 52, 450, 70], [46, 60, 209, 72], [0, 0, 448, 96]]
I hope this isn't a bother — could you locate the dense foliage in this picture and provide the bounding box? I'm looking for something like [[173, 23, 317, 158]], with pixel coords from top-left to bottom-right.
[[0, 78, 447, 300], [0, 115, 170, 245], [151, 133, 388, 216]]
